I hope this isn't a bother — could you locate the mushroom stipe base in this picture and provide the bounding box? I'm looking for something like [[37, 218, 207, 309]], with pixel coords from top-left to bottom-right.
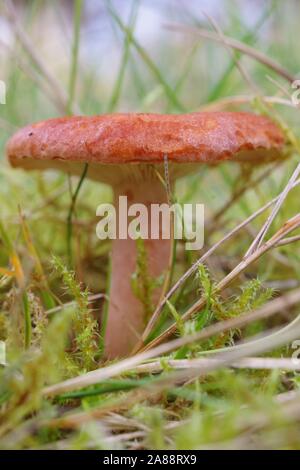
[[104, 180, 172, 359]]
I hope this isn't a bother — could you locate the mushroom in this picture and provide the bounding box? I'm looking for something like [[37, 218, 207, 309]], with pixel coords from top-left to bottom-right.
[[6, 112, 284, 358]]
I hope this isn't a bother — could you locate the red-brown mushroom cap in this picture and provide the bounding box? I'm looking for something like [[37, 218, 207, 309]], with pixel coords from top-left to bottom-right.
[[6, 112, 284, 185]]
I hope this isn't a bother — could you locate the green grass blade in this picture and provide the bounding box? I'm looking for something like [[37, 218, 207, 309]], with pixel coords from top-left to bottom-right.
[[107, 0, 139, 112], [66, 163, 89, 267], [67, 0, 83, 114], [22, 292, 31, 349], [106, 0, 185, 111]]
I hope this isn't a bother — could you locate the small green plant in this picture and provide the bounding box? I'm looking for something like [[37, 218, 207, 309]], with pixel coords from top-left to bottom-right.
[[131, 238, 162, 323], [52, 257, 99, 371]]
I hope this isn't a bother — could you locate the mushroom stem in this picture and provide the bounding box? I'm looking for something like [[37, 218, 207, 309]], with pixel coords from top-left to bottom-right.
[[104, 178, 172, 359]]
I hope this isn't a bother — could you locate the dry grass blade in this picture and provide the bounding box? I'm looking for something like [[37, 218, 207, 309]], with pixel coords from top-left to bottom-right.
[[4, 0, 81, 114], [165, 22, 296, 83], [46, 316, 300, 429], [0, 38, 65, 112], [170, 315, 300, 385], [266, 74, 292, 99], [199, 95, 298, 111], [208, 163, 280, 230], [245, 162, 300, 256], [140, 177, 300, 344], [276, 234, 300, 247], [43, 286, 300, 397], [202, 10, 259, 93], [134, 357, 300, 374], [142, 213, 300, 351]]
